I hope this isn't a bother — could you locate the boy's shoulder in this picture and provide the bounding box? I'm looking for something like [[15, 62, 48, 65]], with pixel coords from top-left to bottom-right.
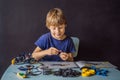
[[36, 33, 51, 41], [40, 32, 51, 38]]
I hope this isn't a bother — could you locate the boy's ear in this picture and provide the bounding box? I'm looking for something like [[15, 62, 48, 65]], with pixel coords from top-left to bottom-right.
[[65, 24, 67, 27], [47, 27, 50, 29]]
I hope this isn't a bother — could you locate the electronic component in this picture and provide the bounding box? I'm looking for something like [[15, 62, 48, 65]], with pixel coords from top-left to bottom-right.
[[53, 68, 81, 77], [11, 52, 37, 64], [81, 66, 109, 77], [16, 72, 27, 78], [43, 69, 52, 75]]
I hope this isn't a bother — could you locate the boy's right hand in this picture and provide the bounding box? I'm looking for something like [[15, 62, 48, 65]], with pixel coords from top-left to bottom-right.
[[47, 47, 59, 55]]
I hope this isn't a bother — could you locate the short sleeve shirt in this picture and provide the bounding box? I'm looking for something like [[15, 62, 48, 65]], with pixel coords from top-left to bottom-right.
[[35, 32, 76, 61]]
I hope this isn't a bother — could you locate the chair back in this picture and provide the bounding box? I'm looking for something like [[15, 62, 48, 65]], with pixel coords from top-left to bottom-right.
[[71, 37, 80, 57]]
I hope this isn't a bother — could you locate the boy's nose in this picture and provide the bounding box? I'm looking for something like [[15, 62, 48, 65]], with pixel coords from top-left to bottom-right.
[[56, 28, 60, 32]]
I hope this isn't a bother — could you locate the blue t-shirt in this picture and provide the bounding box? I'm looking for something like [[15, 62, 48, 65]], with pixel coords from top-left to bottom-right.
[[35, 32, 76, 61]]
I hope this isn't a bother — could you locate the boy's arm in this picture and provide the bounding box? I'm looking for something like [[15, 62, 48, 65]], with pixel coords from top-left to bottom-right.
[[59, 52, 74, 62], [32, 47, 59, 60], [32, 47, 48, 60], [67, 53, 74, 61]]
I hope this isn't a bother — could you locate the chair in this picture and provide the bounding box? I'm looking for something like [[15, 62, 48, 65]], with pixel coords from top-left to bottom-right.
[[71, 37, 80, 57]]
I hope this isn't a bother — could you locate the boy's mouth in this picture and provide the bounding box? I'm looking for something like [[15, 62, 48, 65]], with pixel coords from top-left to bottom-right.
[[56, 34, 61, 36], [55, 33, 61, 37]]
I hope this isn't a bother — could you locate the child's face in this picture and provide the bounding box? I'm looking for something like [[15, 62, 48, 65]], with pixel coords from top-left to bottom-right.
[[49, 24, 66, 40]]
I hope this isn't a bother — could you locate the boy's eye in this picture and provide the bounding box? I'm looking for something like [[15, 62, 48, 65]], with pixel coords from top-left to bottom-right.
[[58, 27, 62, 29], [59, 26, 64, 29]]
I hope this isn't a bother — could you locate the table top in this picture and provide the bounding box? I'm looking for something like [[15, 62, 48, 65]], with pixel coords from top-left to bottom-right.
[[1, 62, 120, 80]]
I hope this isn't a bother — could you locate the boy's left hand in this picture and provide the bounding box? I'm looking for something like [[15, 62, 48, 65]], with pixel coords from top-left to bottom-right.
[[59, 52, 69, 61]]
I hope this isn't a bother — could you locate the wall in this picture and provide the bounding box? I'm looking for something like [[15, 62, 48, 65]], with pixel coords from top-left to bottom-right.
[[0, 0, 120, 78]]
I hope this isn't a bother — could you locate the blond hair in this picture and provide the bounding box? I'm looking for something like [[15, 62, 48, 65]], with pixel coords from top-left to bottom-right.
[[46, 8, 67, 28]]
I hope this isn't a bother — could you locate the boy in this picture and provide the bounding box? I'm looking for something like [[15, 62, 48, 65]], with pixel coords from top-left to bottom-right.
[[32, 8, 75, 61]]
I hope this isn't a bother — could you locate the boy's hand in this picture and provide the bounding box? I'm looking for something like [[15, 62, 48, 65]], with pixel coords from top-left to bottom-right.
[[59, 52, 69, 61], [47, 47, 59, 55]]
